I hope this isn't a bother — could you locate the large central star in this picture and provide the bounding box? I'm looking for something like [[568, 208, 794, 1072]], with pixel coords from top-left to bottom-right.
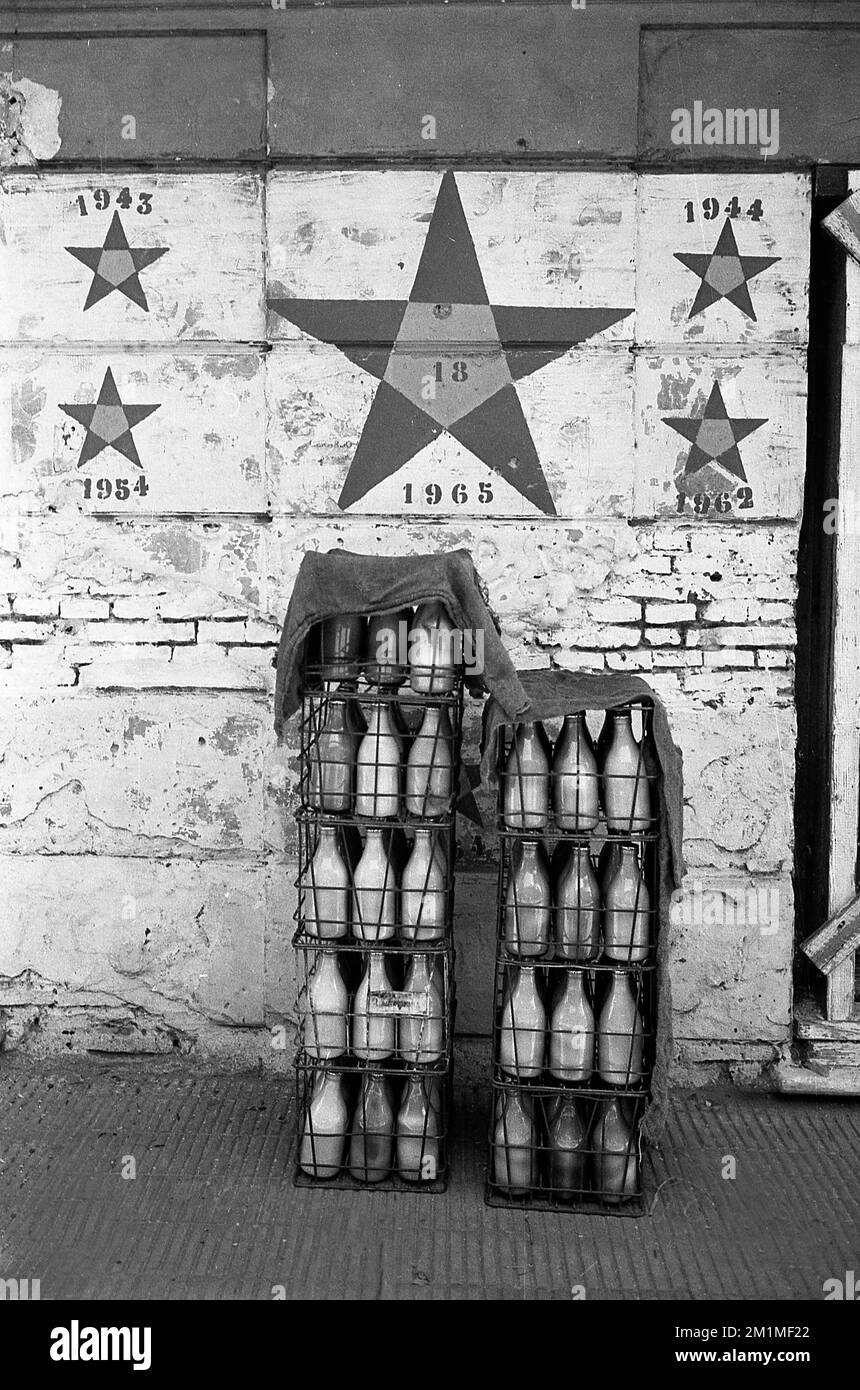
[[66, 211, 168, 312], [269, 170, 633, 514]]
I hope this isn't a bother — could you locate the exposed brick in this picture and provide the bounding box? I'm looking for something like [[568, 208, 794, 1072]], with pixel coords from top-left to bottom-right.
[[76, 648, 172, 689], [643, 627, 682, 646], [700, 626, 795, 649], [586, 598, 642, 623], [0, 646, 75, 690], [645, 602, 697, 625], [555, 650, 605, 672], [700, 599, 750, 623], [243, 619, 281, 645], [60, 598, 111, 620], [703, 650, 756, 668], [757, 650, 793, 668], [110, 597, 163, 620], [651, 532, 692, 553], [640, 554, 673, 573], [198, 620, 248, 643], [653, 650, 704, 667], [0, 620, 51, 642], [11, 596, 59, 618], [606, 648, 655, 671], [79, 621, 196, 645]]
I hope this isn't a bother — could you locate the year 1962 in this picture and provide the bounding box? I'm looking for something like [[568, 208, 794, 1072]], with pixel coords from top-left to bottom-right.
[[677, 487, 754, 515]]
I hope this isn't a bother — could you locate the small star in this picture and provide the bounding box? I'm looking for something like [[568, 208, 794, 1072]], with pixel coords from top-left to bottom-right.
[[66, 211, 168, 312], [60, 367, 160, 468], [662, 382, 767, 483], [674, 219, 780, 321]]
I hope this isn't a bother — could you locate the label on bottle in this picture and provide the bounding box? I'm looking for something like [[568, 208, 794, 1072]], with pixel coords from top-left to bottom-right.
[[368, 989, 431, 1017]]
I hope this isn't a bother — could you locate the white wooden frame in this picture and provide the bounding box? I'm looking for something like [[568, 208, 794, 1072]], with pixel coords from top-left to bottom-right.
[[827, 236, 860, 1019]]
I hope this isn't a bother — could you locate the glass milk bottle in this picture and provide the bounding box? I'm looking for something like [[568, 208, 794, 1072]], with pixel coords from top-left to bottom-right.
[[601, 708, 652, 833], [503, 839, 550, 957], [318, 613, 365, 684], [498, 963, 545, 1079], [405, 705, 454, 818], [593, 1096, 639, 1204], [304, 948, 348, 1060], [349, 1071, 394, 1184], [305, 825, 350, 940], [401, 829, 447, 942], [554, 844, 600, 961], [492, 1089, 536, 1195], [548, 968, 594, 1083], [299, 1069, 348, 1179], [352, 828, 397, 941], [546, 1093, 588, 1200], [355, 702, 401, 818], [604, 843, 650, 962], [396, 1077, 440, 1182], [398, 953, 444, 1064], [309, 697, 355, 812], [597, 968, 645, 1087], [552, 712, 599, 830], [365, 608, 411, 688], [503, 722, 550, 830], [352, 951, 396, 1062], [409, 601, 456, 695]]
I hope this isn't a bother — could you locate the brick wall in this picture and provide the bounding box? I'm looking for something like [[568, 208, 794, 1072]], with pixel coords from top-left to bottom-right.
[[0, 7, 823, 1081]]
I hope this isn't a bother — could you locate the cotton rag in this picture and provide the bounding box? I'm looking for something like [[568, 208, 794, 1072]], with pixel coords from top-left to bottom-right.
[[274, 548, 529, 737]]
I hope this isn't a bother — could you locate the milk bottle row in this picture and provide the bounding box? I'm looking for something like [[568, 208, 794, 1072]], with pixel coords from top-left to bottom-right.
[[503, 838, 653, 962], [302, 824, 452, 942], [308, 695, 458, 820], [497, 963, 649, 1088], [503, 707, 657, 834], [311, 603, 460, 694], [301, 948, 448, 1065], [492, 1090, 640, 1203], [299, 1068, 444, 1184]]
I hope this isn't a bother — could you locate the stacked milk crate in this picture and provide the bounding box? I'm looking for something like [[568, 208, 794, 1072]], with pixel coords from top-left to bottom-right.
[[294, 606, 463, 1191], [487, 702, 660, 1211]]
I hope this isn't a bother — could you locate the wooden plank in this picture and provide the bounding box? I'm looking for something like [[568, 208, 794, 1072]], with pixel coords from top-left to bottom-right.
[[267, 8, 639, 159], [637, 173, 810, 347], [11, 33, 266, 162], [801, 891, 860, 974], [639, 25, 860, 166], [822, 188, 860, 268], [633, 350, 807, 522], [3, 350, 267, 515], [827, 258, 860, 1022], [0, 173, 265, 343], [795, 993, 860, 1042], [843, 178, 860, 345]]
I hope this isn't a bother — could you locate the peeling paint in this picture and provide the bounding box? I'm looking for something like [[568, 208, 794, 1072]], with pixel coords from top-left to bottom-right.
[[0, 75, 61, 164]]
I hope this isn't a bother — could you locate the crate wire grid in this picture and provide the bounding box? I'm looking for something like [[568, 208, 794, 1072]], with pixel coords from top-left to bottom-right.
[[294, 813, 456, 946], [294, 650, 465, 1193], [295, 1060, 452, 1192], [295, 944, 456, 1068], [486, 700, 662, 1213]]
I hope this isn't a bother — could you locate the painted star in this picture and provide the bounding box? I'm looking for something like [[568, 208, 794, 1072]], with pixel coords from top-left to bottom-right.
[[60, 367, 160, 468], [66, 211, 168, 312], [269, 170, 632, 515], [662, 381, 767, 483], [674, 219, 780, 321]]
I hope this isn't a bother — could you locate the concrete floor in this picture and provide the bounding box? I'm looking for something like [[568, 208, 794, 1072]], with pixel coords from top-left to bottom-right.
[[0, 1055, 857, 1300]]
